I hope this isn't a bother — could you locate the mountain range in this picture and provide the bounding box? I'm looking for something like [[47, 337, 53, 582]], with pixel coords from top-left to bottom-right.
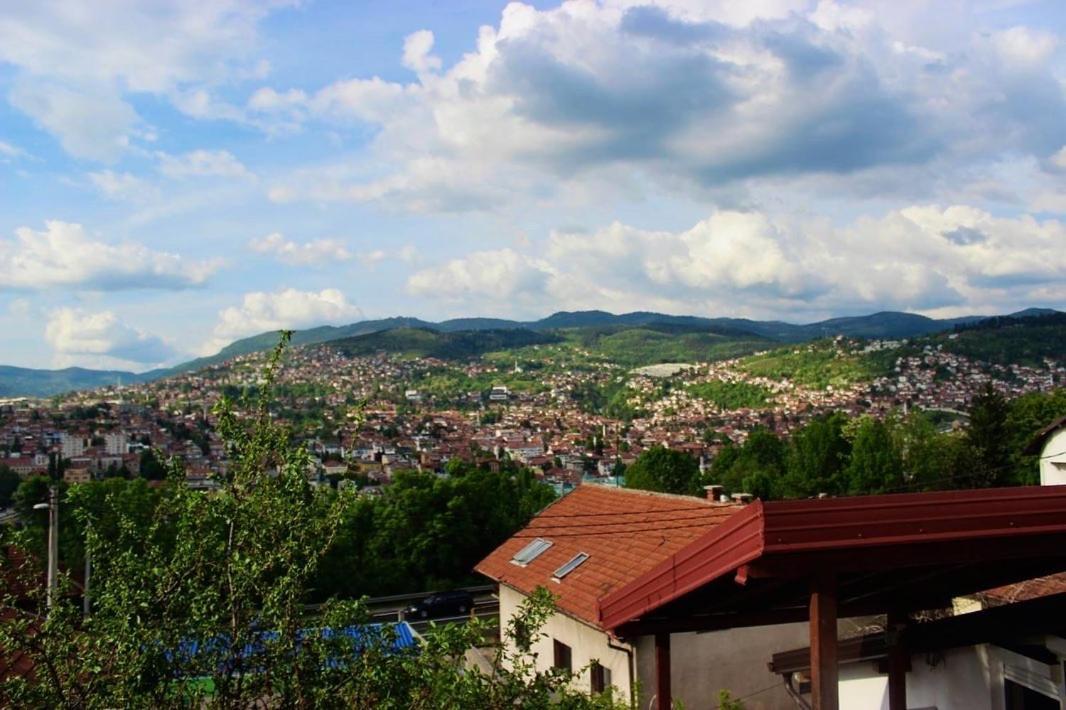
[[0, 307, 1060, 398]]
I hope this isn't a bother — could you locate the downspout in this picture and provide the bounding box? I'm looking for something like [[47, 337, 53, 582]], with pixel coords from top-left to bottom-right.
[[782, 672, 812, 710], [608, 637, 636, 708]]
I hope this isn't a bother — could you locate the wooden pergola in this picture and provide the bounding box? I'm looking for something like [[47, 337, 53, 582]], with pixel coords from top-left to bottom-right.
[[598, 486, 1066, 710]]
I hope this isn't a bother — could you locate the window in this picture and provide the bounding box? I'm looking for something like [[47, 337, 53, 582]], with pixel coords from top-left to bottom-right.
[[1005, 679, 1059, 710], [552, 639, 572, 672], [511, 538, 552, 566], [553, 552, 589, 580], [590, 662, 611, 693]]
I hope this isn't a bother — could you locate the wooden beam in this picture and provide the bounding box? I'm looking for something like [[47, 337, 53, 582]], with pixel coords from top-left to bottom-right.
[[886, 611, 908, 710], [809, 573, 839, 710], [655, 632, 671, 710]]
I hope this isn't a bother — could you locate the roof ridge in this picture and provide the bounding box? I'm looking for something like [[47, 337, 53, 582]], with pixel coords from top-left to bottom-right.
[[578, 482, 738, 507]]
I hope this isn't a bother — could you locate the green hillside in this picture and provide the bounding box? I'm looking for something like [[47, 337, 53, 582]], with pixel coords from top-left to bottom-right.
[[935, 313, 1066, 366], [566, 324, 770, 367], [738, 341, 898, 389], [326, 328, 562, 360]]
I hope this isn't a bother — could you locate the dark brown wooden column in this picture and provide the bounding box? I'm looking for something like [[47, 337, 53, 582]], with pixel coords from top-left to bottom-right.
[[886, 611, 908, 710], [655, 632, 671, 710], [809, 573, 839, 710]]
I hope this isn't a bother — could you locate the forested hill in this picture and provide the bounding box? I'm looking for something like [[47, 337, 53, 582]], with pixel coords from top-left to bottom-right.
[[0, 308, 1061, 397]]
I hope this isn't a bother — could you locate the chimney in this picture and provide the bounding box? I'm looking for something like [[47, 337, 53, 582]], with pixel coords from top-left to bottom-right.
[[731, 492, 754, 505], [704, 484, 725, 502]]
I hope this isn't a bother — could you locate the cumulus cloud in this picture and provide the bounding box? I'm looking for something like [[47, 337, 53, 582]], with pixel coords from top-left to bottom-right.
[[408, 248, 555, 301], [9, 82, 136, 162], [251, 1, 1066, 212], [408, 206, 1066, 319], [0, 221, 218, 291], [157, 150, 253, 179], [248, 232, 352, 265], [45, 308, 175, 366], [203, 288, 362, 354], [0, 0, 292, 159]]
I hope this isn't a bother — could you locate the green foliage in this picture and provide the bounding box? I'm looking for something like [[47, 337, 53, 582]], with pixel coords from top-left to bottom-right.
[[967, 384, 1014, 487], [709, 429, 787, 500], [315, 461, 556, 598], [688, 380, 772, 410], [938, 313, 1066, 366], [717, 689, 747, 709], [1, 334, 617, 708], [329, 328, 562, 360], [0, 464, 19, 508], [739, 341, 894, 389], [780, 413, 850, 498], [624, 446, 702, 496], [844, 417, 903, 494]]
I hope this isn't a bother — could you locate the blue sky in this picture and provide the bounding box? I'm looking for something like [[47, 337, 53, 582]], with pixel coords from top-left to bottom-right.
[[1, 0, 1064, 371]]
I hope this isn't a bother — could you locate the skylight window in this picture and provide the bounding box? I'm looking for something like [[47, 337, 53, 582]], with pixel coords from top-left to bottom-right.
[[553, 552, 589, 580], [511, 538, 552, 566]]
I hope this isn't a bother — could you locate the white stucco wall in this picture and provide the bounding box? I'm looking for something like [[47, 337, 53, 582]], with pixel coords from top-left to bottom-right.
[[633, 623, 810, 710], [497, 584, 635, 699], [839, 642, 1066, 710], [840, 645, 994, 710], [1038, 428, 1066, 486]]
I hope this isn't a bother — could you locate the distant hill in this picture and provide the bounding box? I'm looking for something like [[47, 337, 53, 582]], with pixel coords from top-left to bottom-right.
[[0, 366, 149, 399], [327, 328, 562, 360], [0, 307, 1060, 397]]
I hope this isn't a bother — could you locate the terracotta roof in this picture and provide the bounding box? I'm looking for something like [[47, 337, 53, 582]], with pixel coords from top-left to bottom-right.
[[475, 485, 741, 629]]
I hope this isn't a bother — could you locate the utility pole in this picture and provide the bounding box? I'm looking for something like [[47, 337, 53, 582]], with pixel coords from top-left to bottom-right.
[[34, 485, 59, 610]]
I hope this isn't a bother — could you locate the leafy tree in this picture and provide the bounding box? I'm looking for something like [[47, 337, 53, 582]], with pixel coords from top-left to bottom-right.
[[844, 417, 903, 494], [967, 384, 1013, 487], [0, 464, 18, 508], [780, 413, 850, 498], [709, 429, 787, 499], [624, 446, 701, 496], [0, 334, 622, 708], [138, 449, 167, 481]]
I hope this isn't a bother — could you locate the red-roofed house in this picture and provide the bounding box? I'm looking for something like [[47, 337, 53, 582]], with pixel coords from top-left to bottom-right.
[[476, 485, 808, 708]]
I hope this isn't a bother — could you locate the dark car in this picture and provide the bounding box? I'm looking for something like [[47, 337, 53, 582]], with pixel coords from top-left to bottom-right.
[[406, 590, 474, 620]]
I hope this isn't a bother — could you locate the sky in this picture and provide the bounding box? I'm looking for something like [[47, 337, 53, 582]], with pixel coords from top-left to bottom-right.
[[0, 0, 1065, 372]]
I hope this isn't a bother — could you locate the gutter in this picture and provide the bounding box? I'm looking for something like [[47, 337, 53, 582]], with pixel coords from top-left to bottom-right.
[[607, 637, 636, 709]]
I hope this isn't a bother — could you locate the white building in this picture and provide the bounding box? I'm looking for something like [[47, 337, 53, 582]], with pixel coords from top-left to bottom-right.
[[1026, 416, 1066, 486], [60, 433, 85, 459], [104, 432, 128, 456]]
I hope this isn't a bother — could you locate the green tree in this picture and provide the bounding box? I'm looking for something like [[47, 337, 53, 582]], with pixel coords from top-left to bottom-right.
[[0, 334, 623, 708], [780, 413, 850, 498], [624, 446, 702, 496], [844, 417, 903, 494], [0, 464, 18, 509], [967, 384, 1012, 487], [139, 448, 167, 481]]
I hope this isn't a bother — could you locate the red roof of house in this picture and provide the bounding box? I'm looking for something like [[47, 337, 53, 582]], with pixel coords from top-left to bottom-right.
[[475, 485, 741, 629]]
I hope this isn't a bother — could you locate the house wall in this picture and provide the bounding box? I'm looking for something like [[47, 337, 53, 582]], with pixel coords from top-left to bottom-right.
[[1039, 428, 1066, 486], [497, 585, 635, 699], [633, 623, 810, 710], [839, 645, 993, 710], [839, 641, 1066, 710]]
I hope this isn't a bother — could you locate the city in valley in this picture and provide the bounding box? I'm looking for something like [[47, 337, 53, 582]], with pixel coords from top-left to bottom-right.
[[3, 314, 1060, 494]]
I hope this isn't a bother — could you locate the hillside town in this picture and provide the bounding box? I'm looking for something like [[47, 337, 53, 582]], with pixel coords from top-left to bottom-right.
[[2, 336, 1061, 496]]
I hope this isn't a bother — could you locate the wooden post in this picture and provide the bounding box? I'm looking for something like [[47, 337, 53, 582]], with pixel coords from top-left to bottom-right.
[[655, 632, 671, 709], [886, 611, 908, 710], [809, 573, 839, 710]]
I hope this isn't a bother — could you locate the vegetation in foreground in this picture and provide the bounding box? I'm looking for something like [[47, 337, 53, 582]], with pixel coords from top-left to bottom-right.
[[0, 336, 624, 709]]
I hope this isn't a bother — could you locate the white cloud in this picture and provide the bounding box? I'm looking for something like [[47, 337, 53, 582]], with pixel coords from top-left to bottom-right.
[[402, 30, 442, 75], [248, 232, 351, 265], [0, 221, 218, 291], [88, 170, 155, 201], [408, 206, 1066, 319], [407, 248, 555, 301], [249, 1, 1066, 213], [0, 140, 26, 161], [8, 82, 136, 162], [203, 288, 362, 354], [157, 150, 253, 179], [45, 307, 175, 366], [0, 1, 293, 159]]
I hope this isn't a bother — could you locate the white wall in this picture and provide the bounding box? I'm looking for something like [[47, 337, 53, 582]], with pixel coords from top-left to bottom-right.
[[497, 585, 635, 699], [1038, 428, 1066, 486], [632, 624, 810, 710], [839, 642, 1066, 710]]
